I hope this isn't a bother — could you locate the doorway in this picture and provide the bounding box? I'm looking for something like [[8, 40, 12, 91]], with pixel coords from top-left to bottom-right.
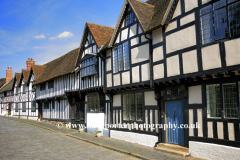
[[165, 101, 184, 146]]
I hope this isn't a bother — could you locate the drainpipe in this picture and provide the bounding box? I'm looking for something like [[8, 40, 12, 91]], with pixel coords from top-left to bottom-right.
[[145, 33, 154, 89]]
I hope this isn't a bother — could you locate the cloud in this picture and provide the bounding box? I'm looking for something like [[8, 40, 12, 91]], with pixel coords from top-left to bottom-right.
[[49, 31, 74, 40], [34, 34, 46, 39]]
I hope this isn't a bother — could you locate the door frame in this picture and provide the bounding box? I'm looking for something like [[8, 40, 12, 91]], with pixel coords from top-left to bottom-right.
[[39, 102, 42, 121]]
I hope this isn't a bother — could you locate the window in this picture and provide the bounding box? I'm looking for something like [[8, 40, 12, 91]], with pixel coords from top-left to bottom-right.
[[22, 103, 26, 112], [31, 101, 36, 112], [15, 103, 18, 112], [48, 80, 54, 89], [81, 57, 96, 77], [125, 12, 136, 26], [23, 85, 26, 94], [113, 42, 130, 73], [52, 101, 55, 109], [223, 83, 238, 118], [206, 82, 239, 119], [16, 87, 18, 95], [87, 93, 104, 113], [200, 0, 240, 44], [44, 102, 49, 109], [40, 83, 45, 91], [123, 93, 143, 121], [206, 84, 221, 118]]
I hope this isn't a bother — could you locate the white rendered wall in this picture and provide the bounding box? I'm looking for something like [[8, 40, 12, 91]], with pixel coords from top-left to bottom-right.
[[87, 113, 105, 135], [110, 130, 158, 147], [189, 141, 240, 160]]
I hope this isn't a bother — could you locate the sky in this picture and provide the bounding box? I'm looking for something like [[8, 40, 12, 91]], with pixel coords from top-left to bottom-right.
[[0, 0, 145, 78]]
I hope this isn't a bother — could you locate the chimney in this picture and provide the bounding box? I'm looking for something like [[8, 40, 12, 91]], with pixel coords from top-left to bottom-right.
[[26, 58, 35, 70], [6, 67, 13, 83]]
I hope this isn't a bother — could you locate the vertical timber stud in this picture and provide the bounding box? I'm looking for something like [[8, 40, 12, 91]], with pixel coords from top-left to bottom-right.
[[145, 33, 154, 89], [155, 85, 162, 144]]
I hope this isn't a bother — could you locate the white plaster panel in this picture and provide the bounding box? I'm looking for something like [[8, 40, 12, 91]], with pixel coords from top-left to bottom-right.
[[208, 121, 213, 138], [131, 44, 149, 64], [202, 44, 221, 70], [129, 24, 137, 38], [182, 49, 198, 74], [141, 35, 148, 43], [152, 27, 163, 45], [166, 25, 196, 54], [189, 109, 194, 136], [122, 71, 130, 85], [225, 38, 240, 66], [202, 0, 211, 4], [106, 49, 111, 57], [113, 73, 120, 86], [180, 13, 195, 26], [217, 122, 224, 139], [172, 1, 181, 19], [228, 123, 235, 141], [87, 113, 104, 129], [185, 0, 198, 12], [107, 73, 112, 87], [110, 130, 158, 147], [132, 66, 140, 83], [153, 64, 164, 80], [189, 85, 202, 104], [131, 37, 139, 46], [115, 34, 120, 44], [197, 109, 203, 137], [153, 46, 164, 62], [189, 141, 240, 160], [141, 63, 150, 82], [106, 58, 111, 71], [144, 91, 157, 106], [165, 21, 177, 32], [121, 28, 128, 41], [113, 95, 121, 107], [167, 55, 180, 77]]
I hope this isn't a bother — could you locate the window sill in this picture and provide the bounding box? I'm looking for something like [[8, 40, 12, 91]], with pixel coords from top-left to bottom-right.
[[81, 73, 98, 79], [113, 69, 130, 75]]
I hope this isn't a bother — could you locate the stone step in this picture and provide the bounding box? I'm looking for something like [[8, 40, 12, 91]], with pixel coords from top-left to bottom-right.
[[155, 143, 190, 158]]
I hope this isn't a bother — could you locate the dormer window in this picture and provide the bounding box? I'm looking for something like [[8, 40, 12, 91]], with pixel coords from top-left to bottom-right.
[[81, 57, 96, 77]]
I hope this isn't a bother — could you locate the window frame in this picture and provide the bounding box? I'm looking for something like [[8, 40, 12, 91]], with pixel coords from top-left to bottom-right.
[[22, 102, 26, 112], [112, 41, 130, 74], [200, 0, 240, 45], [48, 80, 54, 89], [87, 93, 104, 113], [81, 56, 97, 78], [40, 83, 45, 91], [205, 81, 239, 119], [122, 92, 143, 122], [31, 101, 36, 112]]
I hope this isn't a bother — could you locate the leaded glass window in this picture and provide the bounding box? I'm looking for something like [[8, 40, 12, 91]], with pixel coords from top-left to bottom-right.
[[87, 93, 104, 113], [113, 42, 130, 73], [123, 93, 143, 121], [81, 57, 96, 77], [206, 84, 221, 118], [223, 83, 238, 118], [22, 103, 26, 112], [200, 0, 240, 44]]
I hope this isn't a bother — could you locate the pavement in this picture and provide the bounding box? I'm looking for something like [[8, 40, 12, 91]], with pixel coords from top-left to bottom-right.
[[0, 116, 203, 160]]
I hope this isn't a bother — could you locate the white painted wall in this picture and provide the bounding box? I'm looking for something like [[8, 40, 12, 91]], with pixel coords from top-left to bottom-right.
[[110, 130, 158, 147], [189, 141, 240, 160]]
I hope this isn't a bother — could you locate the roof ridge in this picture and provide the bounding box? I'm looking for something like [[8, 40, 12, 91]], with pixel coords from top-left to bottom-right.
[[130, 0, 155, 7], [86, 22, 115, 29]]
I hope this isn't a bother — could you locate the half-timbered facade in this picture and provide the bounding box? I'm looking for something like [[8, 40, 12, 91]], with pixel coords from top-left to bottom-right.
[[77, 22, 114, 135], [33, 48, 80, 122], [0, 68, 14, 116], [12, 61, 38, 120], [102, 0, 240, 158]]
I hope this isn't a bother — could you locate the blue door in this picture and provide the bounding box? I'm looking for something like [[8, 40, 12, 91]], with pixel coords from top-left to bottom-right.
[[166, 101, 184, 146]]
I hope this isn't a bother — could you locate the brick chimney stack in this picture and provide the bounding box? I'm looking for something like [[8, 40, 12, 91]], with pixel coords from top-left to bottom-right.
[[6, 67, 13, 83], [26, 58, 35, 70]]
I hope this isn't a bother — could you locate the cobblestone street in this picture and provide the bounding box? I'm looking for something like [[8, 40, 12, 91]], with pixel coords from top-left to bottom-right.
[[0, 117, 138, 160]]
